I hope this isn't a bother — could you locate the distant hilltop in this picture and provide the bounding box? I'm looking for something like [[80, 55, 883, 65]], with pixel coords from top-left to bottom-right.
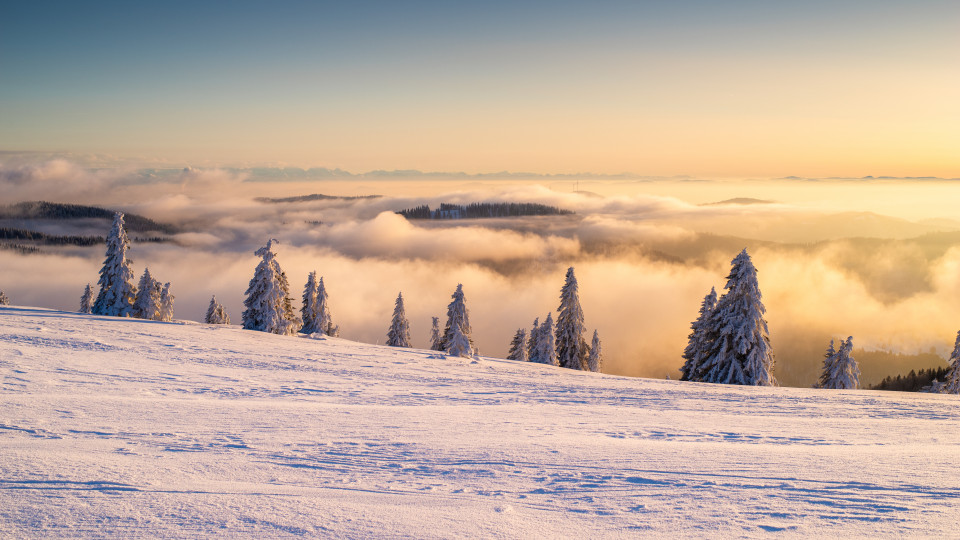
[[397, 202, 574, 220]]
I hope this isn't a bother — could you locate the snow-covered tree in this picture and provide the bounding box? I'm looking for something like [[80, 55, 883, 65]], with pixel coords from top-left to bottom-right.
[[92, 212, 137, 317], [133, 268, 162, 320], [429, 316, 443, 350], [507, 328, 528, 361], [79, 284, 93, 314], [555, 267, 589, 370], [819, 337, 859, 390], [814, 339, 838, 389], [587, 329, 603, 372], [386, 292, 411, 347], [527, 317, 540, 363], [316, 276, 338, 336], [680, 287, 717, 382], [699, 249, 776, 386], [944, 331, 960, 394], [533, 313, 558, 366], [158, 283, 174, 322], [0, 290, 8, 306], [205, 295, 231, 325], [242, 240, 301, 335], [442, 284, 474, 357], [300, 271, 324, 334]]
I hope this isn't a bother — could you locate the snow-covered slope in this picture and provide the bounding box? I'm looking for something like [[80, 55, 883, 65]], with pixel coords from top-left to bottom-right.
[[1, 305, 959, 538]]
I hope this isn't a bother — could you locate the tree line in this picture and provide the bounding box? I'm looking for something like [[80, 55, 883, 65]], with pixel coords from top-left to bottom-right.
[[397, 202, 573, 220]]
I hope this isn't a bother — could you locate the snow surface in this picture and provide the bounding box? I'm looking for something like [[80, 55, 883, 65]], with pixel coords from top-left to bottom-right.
[[1, 305, 959, 538]]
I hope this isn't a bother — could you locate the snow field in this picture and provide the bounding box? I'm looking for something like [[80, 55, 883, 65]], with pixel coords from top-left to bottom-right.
[[1, 305, 959, 538]]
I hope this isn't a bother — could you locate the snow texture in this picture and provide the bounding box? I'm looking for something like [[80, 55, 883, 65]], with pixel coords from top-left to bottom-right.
[[441, 284, 474, 357], [680, 287, 717, 381], [588, 329, 603, 373], [507, 328, 528, 362], [555, 267, 589, 371], [241, 240, 300, 335], [386, 292, 411, 348], [700, 250, 776, 386], [1, 305, 958, 538], [204, 295, 231, 325], [92, 212, 136, 318]]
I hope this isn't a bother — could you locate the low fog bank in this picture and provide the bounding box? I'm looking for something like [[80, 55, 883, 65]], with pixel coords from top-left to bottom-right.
[[4, 160, 960, 386]]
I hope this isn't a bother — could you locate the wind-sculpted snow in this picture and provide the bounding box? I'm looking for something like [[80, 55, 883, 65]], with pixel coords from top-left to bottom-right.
[[1, 306, 959, 537]]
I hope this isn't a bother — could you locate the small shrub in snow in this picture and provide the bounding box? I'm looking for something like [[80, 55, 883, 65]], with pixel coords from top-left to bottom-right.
[[818, 337, 859, 390], [205, 295, 230, 325], [429, 317, 442, 351], [79, 284, 93, 314]]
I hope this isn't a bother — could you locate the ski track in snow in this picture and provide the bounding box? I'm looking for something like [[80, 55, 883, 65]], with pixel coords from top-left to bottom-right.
[[1, 305, 959, 538]]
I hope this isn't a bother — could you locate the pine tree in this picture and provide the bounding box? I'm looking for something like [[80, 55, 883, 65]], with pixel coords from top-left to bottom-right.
[[205, 295, 231, 325], [300, 271, 323, 334], [386, 292, 412, 347], [92, 212, 137, 317], [133, 268, 162, 320], [429, 316, 443, 350], [507, 328, 528, 361], [242, 240, 301, 335], [680, 287, 717, 381], [0, 290, 8, 306], [158, 282, 174, 322], [555, 267, 589, 370], [534, 313, 558, 366], [699, 249, 776, 386], [588, 329, 603, 372], [316, 277, 337, 336], [527, 318, 540, 363], [820, 337, 859, 389], [945, 331, 960, 394], [79, 284, 93, 313], [815, 339, 838, 388], [442, 284, 474, 357]]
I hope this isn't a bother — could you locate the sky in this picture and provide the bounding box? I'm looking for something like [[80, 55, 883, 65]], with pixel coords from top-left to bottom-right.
[[2, 1, 958, 177]]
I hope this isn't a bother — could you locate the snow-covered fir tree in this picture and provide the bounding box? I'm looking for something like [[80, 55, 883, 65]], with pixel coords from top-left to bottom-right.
[[555, 267, 589, 370], [533, 313, 558, 366], [819, 337, 859, 390], [79, 284, 93, 314], [133, 268, 162, 320], [699, 249, 776, 386], [386, 292, 411, 348], [429, 316, 443, 351], [507, 328, 528, 361], [300, 271, 324, 334], [242, 240, 301, 335], [0, 290, 8, 306], [814, 339, 838, 389], [680, 287, 718, 382], [587, 329, 603, 372], [158, 283, 174, 322], [442, 284, 474, 357], [527, 318, 540, 363], [204, 295, 231, 325], [316, 277, 338, 336], [944, 331, 960, 394], [92, 212, 137, 317]]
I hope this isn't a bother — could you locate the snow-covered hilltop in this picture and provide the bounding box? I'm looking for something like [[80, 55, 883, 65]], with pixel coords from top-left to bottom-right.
[[1, 305, 959, 537]]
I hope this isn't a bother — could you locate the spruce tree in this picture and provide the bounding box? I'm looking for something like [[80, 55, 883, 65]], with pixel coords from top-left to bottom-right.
[[944, 331, 960, 394], [429, 316, 443, 350], [242, 240, 300, 335], [699, 249, 776, 386], [0, 290, 8, 306], [205, 295, 231, 325], [158, 283, 174, 322], [555, 267, 589, 370], [386, 292, 411, 347], [527, 317, 541, 363], [820, 337, 859, 389], [79, 284, 93, 313], [300, 271, 323, 334], [815, 339, 838, 389], [442, 284, 474, 357], [507, 328, 528, 361], [92, 212, 137, 317], [534, 313, 558, 366], [587, 329, 603, 372], [680, 287, 717, 382], [316, 277, 337, 336], [133, 268, 162, 320]]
